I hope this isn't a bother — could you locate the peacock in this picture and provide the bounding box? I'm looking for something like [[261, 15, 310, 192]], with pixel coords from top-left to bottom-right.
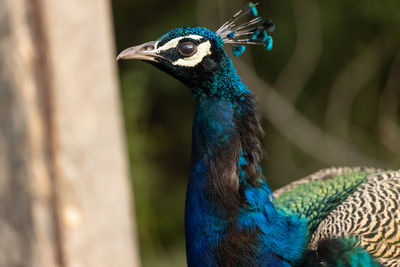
[[117, 3, 400, 266]]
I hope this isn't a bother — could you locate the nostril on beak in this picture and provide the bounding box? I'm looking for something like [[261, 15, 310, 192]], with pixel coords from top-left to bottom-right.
[[117, 41, 159, 61], [144, 44, 155, 51]]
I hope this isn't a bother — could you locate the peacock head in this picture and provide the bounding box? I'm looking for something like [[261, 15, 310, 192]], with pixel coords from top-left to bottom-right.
[[117, 2, 274, 99]]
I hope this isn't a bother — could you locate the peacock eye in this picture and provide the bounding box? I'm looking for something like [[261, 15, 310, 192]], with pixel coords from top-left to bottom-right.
[[178, 42, 197, 57]]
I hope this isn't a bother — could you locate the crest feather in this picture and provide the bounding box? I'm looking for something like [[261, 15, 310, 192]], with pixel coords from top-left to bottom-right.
[[216, 2, 275, 57]]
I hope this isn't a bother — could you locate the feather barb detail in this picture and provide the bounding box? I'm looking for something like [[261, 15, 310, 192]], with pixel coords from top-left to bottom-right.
[[216, 2, 275, 57]]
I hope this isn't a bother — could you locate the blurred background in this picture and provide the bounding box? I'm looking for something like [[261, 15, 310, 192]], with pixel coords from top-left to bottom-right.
[[112, 0, 400, 266]]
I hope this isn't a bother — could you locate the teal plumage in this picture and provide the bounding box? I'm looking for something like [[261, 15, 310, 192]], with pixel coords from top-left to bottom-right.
[[275, 167, 400, 266], [118, 2, 400, 266]]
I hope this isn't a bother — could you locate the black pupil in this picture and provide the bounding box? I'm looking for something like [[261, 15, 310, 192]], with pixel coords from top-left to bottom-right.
[[179, 42, 196, 56]]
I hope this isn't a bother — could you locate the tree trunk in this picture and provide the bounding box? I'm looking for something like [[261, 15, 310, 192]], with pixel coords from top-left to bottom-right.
[[0, 0, 140, 266]]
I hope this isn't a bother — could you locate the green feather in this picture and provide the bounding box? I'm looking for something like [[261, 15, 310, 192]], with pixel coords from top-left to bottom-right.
[[273, 169, 376, 233]]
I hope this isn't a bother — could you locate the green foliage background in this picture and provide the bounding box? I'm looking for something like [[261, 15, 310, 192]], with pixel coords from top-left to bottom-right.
[[112, 0, 400, 266]]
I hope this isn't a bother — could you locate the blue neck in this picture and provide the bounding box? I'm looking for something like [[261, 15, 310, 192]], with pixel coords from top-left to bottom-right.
[[185, 96, 237, 265], [185, 80, 308, 266]]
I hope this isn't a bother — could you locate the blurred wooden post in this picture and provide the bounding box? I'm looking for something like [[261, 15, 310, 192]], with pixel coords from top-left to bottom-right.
[[0, 0, 140, 266]]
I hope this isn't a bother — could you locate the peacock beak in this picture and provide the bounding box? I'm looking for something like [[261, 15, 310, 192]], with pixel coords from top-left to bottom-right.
[[117, 41, 161, 62]]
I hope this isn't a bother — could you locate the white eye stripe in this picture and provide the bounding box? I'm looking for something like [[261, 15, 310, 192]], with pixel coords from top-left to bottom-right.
[[157, 34, 204, 51], [172, 41, 212, 67], [185, 34, 204, 40]]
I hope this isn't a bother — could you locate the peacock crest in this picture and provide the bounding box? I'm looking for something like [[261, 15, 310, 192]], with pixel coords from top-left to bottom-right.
[[118, 2, 400, 266], [216, 2, 275, 57]]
